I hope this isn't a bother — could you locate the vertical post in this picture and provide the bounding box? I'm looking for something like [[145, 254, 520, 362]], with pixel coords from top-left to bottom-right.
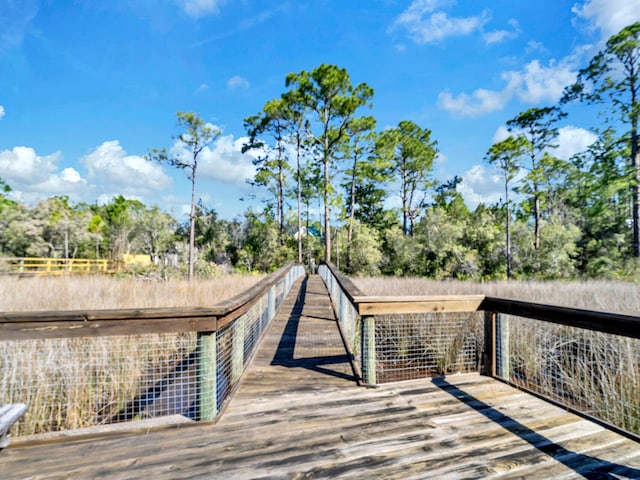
[[362, 316, 377, 385], [483, 311, 496, 377], [197, 331, 218, 421], [497, 314, 510, 380], [231, 316, 245, 384], [268, 286, 276, 323]]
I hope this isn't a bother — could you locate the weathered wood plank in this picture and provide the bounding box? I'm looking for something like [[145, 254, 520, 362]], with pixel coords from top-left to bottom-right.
[[356, 295, 485, 315]]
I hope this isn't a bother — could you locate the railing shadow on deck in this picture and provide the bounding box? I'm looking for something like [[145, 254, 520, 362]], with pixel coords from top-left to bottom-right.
[[432, 377, 640, 479], [270, 276, 357, 383]]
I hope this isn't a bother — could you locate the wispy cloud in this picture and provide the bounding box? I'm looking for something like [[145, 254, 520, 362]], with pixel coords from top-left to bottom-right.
[[0, 1, 39, 52], [572, 0, 640, 41], [194, 83, 209, 95], [177, 0, 226, 18], [227, 75, 250, 90], [0, 105, 5, 119], [483, 19, 521, 45], [390, 0, 490, 44], [438, 57, 578, 117], [191, 6, 285, 48]]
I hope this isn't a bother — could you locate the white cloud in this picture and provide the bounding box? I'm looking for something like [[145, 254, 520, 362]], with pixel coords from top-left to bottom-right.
[[483, 19, 520, 45], [438, 58, 578, 117], [492, 125, 511, 144], [0, 146, 62, 185], [82, 140, 172, 193], [503, 59, 577, 104], [555, 125, 598, 160], [458, 164, 503, 208], [391, 0, 490, 44], [490, 125, 598, 160], [0, 146, 87, 199], [572, 0, 640, 40], [227, 75, 250, 90], [194, 83, 209, 95], [170, 134, 255, 187], [438, 88, 509, 116], [178, 0, 226, 18], [0, 105, 5, 119]]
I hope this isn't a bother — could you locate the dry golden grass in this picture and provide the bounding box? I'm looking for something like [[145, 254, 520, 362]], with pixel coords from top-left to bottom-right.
[[354, 277, 640, 314], [0, 274, 265, 312]]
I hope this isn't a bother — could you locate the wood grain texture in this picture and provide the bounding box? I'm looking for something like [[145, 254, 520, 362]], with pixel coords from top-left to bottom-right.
[[2, 275, 639, 479]]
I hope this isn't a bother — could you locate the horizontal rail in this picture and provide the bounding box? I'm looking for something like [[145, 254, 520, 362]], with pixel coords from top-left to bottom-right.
[[0, 262, 301, 340], [0, 257, 116, 275], [322, 261, 640, 337], [481, 296, 640, 339], [355, 295, 485, 315]]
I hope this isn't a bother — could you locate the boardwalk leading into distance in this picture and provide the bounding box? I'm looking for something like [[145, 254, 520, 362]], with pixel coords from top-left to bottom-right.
[[2, 275, 640, 479]]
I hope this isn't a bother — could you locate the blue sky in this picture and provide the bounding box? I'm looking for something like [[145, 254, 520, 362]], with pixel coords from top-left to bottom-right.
[[1, 0, 639, 221]]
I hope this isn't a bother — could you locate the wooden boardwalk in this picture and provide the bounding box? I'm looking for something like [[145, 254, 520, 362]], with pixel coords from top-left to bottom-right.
[[2, 275, 640, 479]]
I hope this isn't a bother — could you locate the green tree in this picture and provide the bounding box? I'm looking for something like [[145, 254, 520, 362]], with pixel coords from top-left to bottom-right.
[[285, 64, 374, 262], [562, 22, 640, 257], [340, 115, 377, 273], [282, 85, 311, 263], [243, 99, 291, 239], [148, 111, 221, 280], [378, 120, 438, 235], [485, 136, 529, 278], [506, 107, 566, 253]]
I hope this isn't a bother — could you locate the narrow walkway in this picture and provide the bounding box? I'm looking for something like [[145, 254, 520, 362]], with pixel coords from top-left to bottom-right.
[[2, 275, 640, 479]]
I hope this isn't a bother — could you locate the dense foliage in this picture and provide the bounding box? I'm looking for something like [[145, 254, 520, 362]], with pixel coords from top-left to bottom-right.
[[1, 23, 639, 280]]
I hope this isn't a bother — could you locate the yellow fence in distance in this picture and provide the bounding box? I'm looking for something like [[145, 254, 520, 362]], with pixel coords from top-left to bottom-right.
[[0, 257, 118, 276]]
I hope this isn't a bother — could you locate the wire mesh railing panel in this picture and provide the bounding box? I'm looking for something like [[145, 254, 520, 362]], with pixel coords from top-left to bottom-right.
[[0, 333, 199, 437], [495, 314, 640, 436], [1, 264, 306, 438], [318, 264, 361, 373], [372, 313, 484, 383]]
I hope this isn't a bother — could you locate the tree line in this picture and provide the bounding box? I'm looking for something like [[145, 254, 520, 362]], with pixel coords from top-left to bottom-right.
[[1, 22, 638, 280]]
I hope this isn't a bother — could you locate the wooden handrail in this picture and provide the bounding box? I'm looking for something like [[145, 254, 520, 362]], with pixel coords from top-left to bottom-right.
[[481, 296, 640, 339], [322, 260, 640, 338], [0, 263, 302, 340]]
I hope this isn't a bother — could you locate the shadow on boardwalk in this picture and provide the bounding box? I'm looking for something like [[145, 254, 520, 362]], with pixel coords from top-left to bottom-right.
[[270, 275, 356, 383]]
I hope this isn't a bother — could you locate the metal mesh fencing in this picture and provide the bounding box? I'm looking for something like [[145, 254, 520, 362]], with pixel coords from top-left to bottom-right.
[[318, 264, 361, 373], [368, 312, 483, 383], [496, 314, 640, 436], [1, 333, 200, 437], [1, 265, 305, 438]]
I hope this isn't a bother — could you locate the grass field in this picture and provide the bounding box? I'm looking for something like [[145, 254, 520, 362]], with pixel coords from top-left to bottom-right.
[[0, 274, 265, 312], [354, 277, 640, 314]]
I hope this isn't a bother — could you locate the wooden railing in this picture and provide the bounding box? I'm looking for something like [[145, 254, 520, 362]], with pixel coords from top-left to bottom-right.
[[0, 263, 305, 437], [319, 261, 640, 439], [0, 257, 116, 276]]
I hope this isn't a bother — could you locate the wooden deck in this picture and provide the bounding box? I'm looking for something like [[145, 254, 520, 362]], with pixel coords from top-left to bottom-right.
[[2, 275, 640, 479]]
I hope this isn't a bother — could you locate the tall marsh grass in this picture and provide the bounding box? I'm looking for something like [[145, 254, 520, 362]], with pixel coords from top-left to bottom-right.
[[1, 274, 264, 437], [0, 274, 264, 311], [354, 277, 640, 313]]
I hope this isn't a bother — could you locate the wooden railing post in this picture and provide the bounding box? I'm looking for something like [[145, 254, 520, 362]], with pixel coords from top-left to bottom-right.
[[483, 311, 497, 377], [268, 286, 276, 322], [197, 331, 218, 421], [362, 316, 377, 385], [231, 317, 245, 384], [496, 313, 510, 379]]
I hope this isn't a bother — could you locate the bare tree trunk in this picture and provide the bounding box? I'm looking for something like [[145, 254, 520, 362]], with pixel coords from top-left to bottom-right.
[[346, 156, 357, 272], [505, 182, 511, 279], [324, 154, 331, 263], [188, 166, 197, 282], [297, 146, 302, 263]]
